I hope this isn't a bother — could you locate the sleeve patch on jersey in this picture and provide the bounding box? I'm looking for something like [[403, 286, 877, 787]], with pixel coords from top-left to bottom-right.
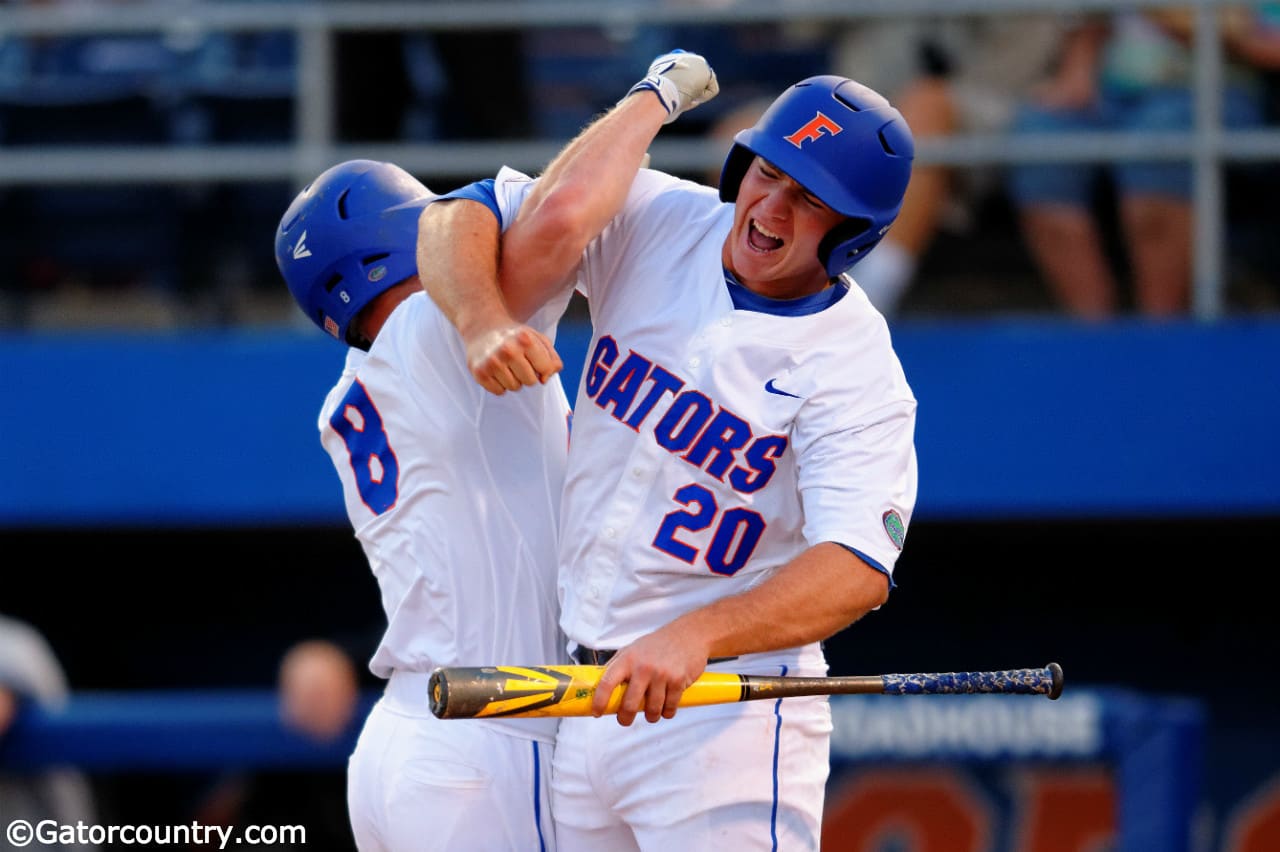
[[882, 509, 906, 551]]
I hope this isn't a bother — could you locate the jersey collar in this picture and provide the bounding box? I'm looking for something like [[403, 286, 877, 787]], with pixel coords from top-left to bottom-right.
[[723, 268, 848, 316]]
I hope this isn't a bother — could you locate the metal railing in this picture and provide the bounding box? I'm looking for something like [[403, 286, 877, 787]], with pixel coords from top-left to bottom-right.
[[0, 0, 1273, 318]]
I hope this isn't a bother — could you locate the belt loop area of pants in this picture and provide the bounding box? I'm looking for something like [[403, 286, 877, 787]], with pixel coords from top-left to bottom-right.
[[572, 645, 738, 666], [572, 646, 617, 666]]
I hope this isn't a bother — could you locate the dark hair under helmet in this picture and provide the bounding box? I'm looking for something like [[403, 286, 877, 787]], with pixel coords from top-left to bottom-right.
[[275, 159, 435, 345], [718, 75, 914, 278]]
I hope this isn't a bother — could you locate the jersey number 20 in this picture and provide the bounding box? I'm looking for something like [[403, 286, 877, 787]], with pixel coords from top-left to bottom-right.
[[653, 483, 764, 576]]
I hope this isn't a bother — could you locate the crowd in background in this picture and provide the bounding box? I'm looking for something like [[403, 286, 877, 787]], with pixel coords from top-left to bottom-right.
[[2, 0, 1280, 328]]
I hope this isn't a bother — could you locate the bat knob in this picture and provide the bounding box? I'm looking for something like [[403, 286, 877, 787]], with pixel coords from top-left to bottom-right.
[[429, 668, 449, 718], [1047, 662, 1064, 700]]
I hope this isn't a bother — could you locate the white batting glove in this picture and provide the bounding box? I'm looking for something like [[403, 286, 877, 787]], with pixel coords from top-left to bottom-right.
[[624, 50, 719, 124]]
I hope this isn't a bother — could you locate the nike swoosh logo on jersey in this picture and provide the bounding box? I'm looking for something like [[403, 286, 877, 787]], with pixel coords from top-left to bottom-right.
[[765, 379, 801, 399]]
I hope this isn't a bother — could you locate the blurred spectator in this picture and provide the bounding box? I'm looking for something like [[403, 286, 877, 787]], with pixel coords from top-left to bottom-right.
[[1006, 6, 1280, 318], [277, 639, 364, 745], [190, 633, 379, 851], [0, 614, 100, 852], [705, 16, 1074, 318]]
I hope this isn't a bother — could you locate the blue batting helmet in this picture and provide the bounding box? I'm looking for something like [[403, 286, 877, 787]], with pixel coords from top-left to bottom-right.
[[718, 75, 914, 278], [275, 159, 435, 345]]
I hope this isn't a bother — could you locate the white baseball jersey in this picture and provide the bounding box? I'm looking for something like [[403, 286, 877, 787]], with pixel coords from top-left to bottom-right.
[[319, 287, 572, 742], [492, 166, 917, 668]]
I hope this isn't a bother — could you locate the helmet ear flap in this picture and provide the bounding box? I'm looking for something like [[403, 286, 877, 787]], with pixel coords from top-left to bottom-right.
[[818, 217, 878, 279], [717, 145, 755, 204]]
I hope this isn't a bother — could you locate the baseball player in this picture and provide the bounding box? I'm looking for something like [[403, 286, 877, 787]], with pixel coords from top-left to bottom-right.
[[274, 159, 573, 851], [426, 59, 916, 850]]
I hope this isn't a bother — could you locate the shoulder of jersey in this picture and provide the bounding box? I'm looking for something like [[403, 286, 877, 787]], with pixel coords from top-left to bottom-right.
[[641, 174, 723, 222]]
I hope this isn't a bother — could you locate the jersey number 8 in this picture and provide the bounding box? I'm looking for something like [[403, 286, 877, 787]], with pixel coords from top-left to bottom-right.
[[329, 380, 399, 516]]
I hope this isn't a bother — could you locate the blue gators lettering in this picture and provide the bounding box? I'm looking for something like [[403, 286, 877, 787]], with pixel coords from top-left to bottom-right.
[[654, 391, 714, 452], [729, 435, 788, 495], [584, 336, 620, 397], [329, 379, 399, 515], [587, 337, 686, 431], [683, 408, 752, 479], [623, 364, 684, 429], [595, 350, 652, 420], [586, 337, 788, 494]]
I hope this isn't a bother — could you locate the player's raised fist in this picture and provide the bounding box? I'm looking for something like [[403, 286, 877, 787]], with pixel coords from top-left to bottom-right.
[[465, 322, 563, 396], [625, 50, 719, 124]]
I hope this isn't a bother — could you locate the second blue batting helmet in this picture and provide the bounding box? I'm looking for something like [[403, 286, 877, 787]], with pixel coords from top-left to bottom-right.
[[275, 159, 435, 346], [719, 75, 914, 278]]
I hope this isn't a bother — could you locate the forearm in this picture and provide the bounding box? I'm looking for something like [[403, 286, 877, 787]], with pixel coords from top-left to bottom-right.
[[671, 542, 891, 660], [417, 196, 563, 393], [500, 92, 668, 319], [416, 198, 507, 340], [419, 51, 715, 396]]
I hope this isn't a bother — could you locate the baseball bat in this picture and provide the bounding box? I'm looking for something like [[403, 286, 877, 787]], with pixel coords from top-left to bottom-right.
[[428, 662, 1064, 719]]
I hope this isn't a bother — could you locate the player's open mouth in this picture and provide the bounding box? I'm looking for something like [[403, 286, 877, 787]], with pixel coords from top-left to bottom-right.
[[748, 220, 783, 252]]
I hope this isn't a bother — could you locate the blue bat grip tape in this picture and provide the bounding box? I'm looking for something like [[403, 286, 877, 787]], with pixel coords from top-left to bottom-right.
[[882, 668, 1053, 696]]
